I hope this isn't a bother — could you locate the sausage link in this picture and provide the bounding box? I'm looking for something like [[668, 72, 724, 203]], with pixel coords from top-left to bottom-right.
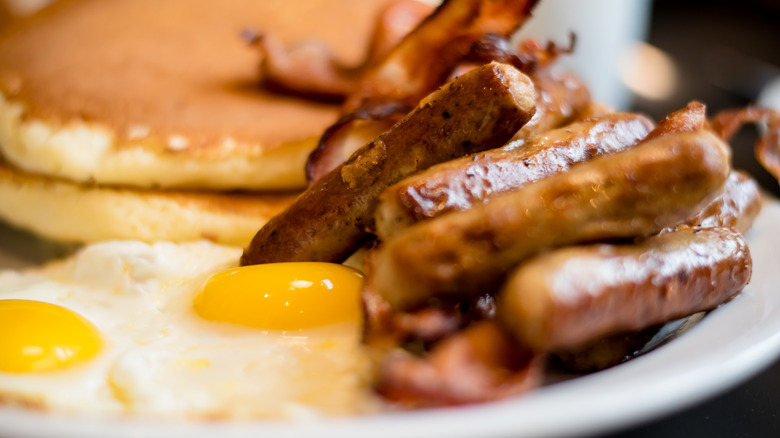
[[497, 227, 751, 351], [367, 129, 731, 309], [374, 112, 654, 238], [241, 62, 536, 265]]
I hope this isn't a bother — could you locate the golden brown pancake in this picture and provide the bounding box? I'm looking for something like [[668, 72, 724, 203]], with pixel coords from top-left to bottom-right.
[[0, 3, 11, 29], [0, 0, 393, 190], [0, 159, 297, 246]]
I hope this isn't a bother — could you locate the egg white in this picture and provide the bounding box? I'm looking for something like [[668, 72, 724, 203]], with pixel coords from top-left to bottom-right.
[[0, 240, 379, 419]]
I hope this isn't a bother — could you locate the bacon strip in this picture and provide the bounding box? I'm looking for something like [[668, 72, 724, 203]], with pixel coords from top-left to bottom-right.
[[344, 0, 540, 112], [306, 103, 408, 183], [376, 321, 543, 407], [363, 285, 496, 347], [306, 1, 552, 181], [710, 106, 780, 181], [247, 0, 434, 100], [463, 33, 576, 75], [364, 0, 438, 67], [245, 31, 358, 100]]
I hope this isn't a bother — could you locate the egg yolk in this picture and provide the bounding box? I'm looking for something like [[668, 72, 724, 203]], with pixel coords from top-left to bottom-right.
[[194, 263, 364, 330], [0, 300, 103, 373]]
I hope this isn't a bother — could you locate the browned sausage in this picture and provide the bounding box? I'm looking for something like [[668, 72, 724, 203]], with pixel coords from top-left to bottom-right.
[[551, 169, 760, 371], [497, 227, 751, 351], [310, 71, 592, 184], [366, 129, 731, 310], [374, 112, 654, 238], [549, 169, 760, 371], [241, 62, 536, 265]]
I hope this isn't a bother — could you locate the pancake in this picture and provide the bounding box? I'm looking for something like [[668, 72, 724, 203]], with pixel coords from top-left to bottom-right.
[[0, 0, 392, 190], [0, 3, 10, 28], [0, 160, 297, 246]]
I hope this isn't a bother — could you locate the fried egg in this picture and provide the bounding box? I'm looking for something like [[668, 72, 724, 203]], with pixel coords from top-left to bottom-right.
[[0, 241, 380, 419]]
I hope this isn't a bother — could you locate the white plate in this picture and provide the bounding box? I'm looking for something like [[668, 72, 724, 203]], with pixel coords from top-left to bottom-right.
[[2, 200, 780, 438]]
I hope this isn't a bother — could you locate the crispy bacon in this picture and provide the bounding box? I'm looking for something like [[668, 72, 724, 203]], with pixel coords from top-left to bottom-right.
[[394, 307, 464, 344], [245, 31, 358, 100], [303, 0, 546, 181], [247, 0, 433, 100], [364, 286, 497, 347], [344, 0, 540, 112], [253, 0, 553, 182], [710, 106, 780, 180], [463, 33, 576, 75], [365, 0, 438, 68], [391, 295, 496, 343], [376, 321, 543, 407], [362, 276, 397, 344], [250, 0, 542, 108], [306, 103, 409, 183]]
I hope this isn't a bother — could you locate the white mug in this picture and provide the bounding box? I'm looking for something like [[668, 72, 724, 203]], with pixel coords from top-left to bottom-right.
[[515, 0, 653, 110]]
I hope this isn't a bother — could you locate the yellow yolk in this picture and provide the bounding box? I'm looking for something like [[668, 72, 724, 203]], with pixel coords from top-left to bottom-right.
[[194, 263, 364, 330], [0, 300, 102, 373]]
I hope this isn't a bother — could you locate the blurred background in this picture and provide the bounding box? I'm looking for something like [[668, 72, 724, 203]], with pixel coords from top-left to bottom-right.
[[518, 0, 780, 199], [637, 0, 780, 199], [521, 2, 780, 435], [608, 0, 780, 436]]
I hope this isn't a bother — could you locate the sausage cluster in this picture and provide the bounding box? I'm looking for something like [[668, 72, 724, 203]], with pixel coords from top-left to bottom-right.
[[240, 0, 773, 408]]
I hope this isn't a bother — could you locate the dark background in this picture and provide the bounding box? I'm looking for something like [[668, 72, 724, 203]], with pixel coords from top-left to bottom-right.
[[605, 0, 780, 436]]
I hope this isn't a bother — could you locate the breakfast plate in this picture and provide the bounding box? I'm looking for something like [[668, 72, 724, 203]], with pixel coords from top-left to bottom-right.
[[1, 199, 780, 438]]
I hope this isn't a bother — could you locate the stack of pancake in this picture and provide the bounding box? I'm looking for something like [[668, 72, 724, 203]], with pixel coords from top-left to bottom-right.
[[0, 0, 391, 245]]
